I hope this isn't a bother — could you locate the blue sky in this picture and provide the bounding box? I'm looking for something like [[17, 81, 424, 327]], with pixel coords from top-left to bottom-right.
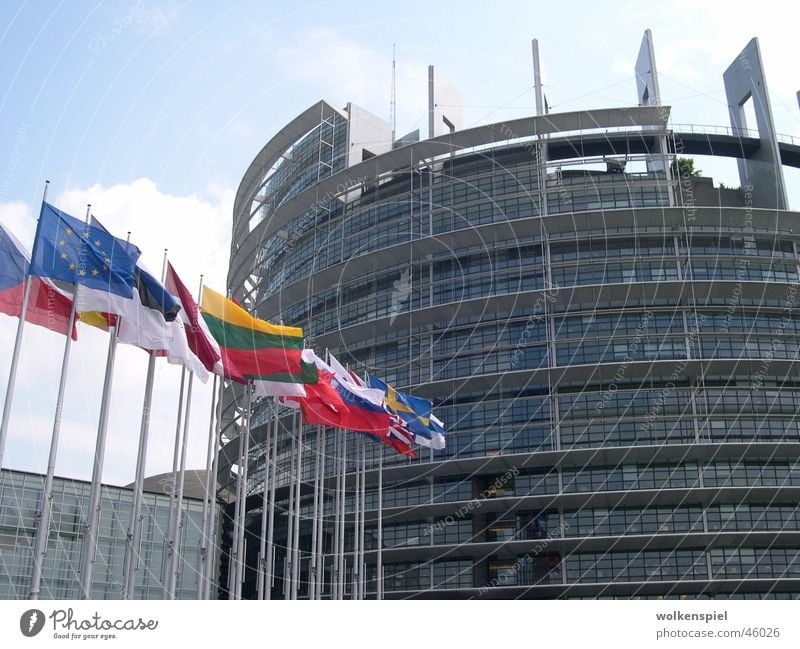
[[0, 0, 798, 484]]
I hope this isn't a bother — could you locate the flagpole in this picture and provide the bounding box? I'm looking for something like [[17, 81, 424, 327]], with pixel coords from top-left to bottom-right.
[[122, 249, 167, 601], [308, 424, 321, 600], [256, 399, 273, 600], [197, 373, 217, 599], [330, 427, 340, 599], [291, 413, 302, 600], [316, 425, 326, 599], [359, 435, 366, 599], [283, 414, 295, 600], [352, 433, 360, 600], [377, 446, 383, 600], [0, 180, 49, 470], [27, 199, 83, 601], [162, 367, 186, 598], [167, 370, 194, 599], [78, 319, 120, 599], [338, 429, 347, 599], [264, 403, 278, 600], [234, 382, 251, 599], [203, 376, 225, 599]]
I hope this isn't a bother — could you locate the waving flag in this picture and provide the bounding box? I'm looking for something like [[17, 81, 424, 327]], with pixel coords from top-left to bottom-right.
[[165, 263, 223, 376], [368, 374, 445, 450], [0, 223, 77, 339], [29, 203, 140, 319], [200, 285, 316, 384]]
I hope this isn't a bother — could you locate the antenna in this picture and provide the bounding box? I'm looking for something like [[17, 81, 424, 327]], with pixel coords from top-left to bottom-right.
[[390, 43, 397, 143]]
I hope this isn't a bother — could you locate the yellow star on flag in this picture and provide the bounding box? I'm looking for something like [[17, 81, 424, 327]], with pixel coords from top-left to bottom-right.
[[59, 239, 65, 246], [94, 240, 102, 247], [78, 269, 86, 277], [91, 268, 99, 277], [60, 252, 67, 260], [69, 262, 76, 270], [65, 227, 73, 236]]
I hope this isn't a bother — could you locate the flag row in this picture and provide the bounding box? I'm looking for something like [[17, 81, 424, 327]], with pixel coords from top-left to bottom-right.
[[0, 200, 445, 456]]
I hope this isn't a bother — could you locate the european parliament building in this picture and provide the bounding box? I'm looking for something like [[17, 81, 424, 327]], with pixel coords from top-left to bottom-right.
[[221, 32, 800, 599]]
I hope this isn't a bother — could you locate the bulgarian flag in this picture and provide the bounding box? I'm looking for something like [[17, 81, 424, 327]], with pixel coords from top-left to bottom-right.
[[200, 285, 317, 385]]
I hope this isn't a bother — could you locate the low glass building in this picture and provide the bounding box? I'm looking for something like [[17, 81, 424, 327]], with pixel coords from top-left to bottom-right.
[[0, 469, 211, 599]]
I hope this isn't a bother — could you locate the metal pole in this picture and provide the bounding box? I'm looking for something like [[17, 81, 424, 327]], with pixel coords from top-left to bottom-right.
[[197, 374, 218, 599], [162, 367, 186, 598], [377, 448, 383, 600], [351, 435, 360, 600], [330, 428, 341, 599], [284, 417, 296, 600], [123, 249, 167, 600], [256, 400, 272, 600], [308, 425, 321, 599], [0, 180, 49, 469], [264, 405, 278, 600], [203, 376, 224, 600], [316, 427, 326, 599], [234, 383, 251, 599], [359, 437, 366, 599], [121, 351, 156, 600], [28, 291, 78, 600], [338, 431, 347, 598], [291, 416, 302, 599], [78, 322, 119, 599], [168, 371, 195, 599]]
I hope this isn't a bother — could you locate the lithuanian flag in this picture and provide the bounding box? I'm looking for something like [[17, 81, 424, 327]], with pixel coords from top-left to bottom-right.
[[200, 286, 317, 385]]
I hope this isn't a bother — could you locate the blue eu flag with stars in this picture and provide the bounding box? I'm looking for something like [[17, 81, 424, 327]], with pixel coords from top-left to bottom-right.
[[29, 203, 140, 298]]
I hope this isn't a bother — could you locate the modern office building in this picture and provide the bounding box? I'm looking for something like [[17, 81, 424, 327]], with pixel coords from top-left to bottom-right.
[[222, 33, 800, 599], [0, 468, 212, 599]]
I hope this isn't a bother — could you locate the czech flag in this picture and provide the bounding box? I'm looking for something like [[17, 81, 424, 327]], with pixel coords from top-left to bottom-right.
[[0, 223, 77, 339]]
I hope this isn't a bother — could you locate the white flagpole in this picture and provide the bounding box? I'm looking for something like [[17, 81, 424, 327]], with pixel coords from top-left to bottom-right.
[[234, 383, 251, 599], [203, 376, 225, 600], [359, 436, 366, 599], [197, 373, 217, 599], [27, 199, 85, 600], [227, 389, 244, 599], [291, 414, 302, 599], [0, 180, 49, 470], [308, 425, 321, 599], [167, 370, 194, 599], [351, 434, 360, 600], [284, 415, 296, 600], [78, 320, 120, 599], [377, 446, 383, 600], [166, 274, 204, 600], [123, 249, 167, 601], [316, 426, 326, 599], [162, 367, 186, 598], [256, 400, 272, 600], [264, 404, 278, 600], [338, 430, 347, 599], [330, 427, 341, 599]]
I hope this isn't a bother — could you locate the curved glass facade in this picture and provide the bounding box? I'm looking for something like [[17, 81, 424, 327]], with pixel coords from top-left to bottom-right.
[[223, 103, 800, 599]]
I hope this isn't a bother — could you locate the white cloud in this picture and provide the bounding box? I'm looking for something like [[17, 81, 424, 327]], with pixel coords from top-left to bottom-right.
[[0, 179, 233, 485]]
